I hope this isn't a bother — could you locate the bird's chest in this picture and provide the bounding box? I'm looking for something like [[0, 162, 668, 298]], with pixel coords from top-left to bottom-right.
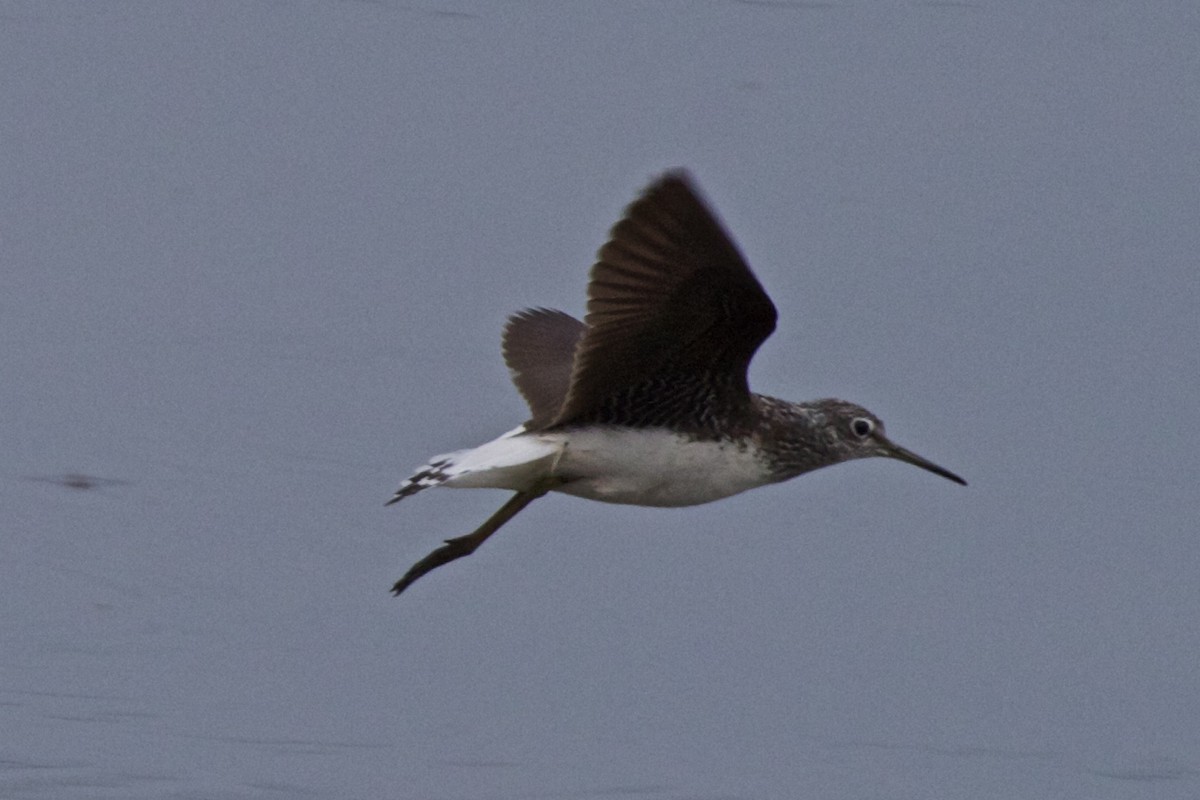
[[542, 427, 773, 507]]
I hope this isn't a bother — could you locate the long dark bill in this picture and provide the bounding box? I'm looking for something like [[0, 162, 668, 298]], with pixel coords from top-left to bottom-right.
[[886, 442, 967, 486]]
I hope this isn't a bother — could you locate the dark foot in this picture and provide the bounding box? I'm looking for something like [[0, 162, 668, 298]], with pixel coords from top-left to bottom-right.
[[391, 533, 480, 596], [389, 484, 559, 597]]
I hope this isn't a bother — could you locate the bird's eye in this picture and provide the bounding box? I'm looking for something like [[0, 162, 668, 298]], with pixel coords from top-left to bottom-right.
[[850, 417, 875, 438]]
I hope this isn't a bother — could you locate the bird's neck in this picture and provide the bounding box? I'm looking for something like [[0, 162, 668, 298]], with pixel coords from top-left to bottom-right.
[[749, 395, 845, 481]]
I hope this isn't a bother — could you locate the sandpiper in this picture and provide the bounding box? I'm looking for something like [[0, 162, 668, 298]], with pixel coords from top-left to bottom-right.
[[388, 170, 965, 595]]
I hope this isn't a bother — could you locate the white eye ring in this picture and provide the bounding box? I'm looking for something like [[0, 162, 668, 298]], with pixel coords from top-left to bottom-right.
[[850, 417, 875, 438]]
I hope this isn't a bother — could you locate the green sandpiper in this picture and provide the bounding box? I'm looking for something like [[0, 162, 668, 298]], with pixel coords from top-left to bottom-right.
[[388, 171, 966, 595]]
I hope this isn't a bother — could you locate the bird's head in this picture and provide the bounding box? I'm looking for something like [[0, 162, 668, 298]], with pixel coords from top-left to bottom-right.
[[812, 400, 967, 486]]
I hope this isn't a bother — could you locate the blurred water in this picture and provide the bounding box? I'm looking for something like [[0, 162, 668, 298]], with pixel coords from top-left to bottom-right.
[[2, 1, 1198, 798]]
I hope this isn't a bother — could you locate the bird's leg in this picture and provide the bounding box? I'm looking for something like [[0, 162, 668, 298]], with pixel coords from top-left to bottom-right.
[[391, 478, 565, 596]]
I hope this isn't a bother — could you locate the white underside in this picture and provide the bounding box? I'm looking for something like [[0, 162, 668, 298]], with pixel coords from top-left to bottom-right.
[[434, 425, 773, 507]]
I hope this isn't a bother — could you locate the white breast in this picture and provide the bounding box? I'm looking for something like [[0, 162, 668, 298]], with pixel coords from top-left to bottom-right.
[[541, 428, 773, 507]]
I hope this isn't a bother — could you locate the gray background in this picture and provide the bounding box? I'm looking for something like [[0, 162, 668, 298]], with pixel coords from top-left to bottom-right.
[[3, 2, 1198, 798]]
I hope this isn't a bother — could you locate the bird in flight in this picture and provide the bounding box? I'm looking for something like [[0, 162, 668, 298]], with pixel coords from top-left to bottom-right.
[[387, 170, 965, 595]]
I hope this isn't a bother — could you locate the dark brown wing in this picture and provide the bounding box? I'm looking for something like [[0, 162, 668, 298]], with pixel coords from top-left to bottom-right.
[[548, 171, 777, 431], [502, 308, 585, 428]]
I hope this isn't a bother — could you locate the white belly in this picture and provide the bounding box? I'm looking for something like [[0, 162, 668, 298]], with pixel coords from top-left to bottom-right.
[[435, 426, 773, 508], [544, 428, 772, 507]]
